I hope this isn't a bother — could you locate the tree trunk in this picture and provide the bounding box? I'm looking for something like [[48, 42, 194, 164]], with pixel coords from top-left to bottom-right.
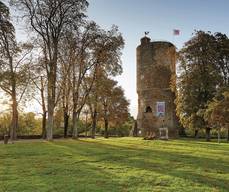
[[9, 56, 18, 141], [91, 63, 99, 139], [217, 127, 220, 143], [40, 76, 47, 139], [85, 112, 88, 137], [10, 91, 18, 140], [46, 73, 55, 141], [64, 111, 69, 138], [205, 127, 211, 142], [194, 129, 199, 139], [91, 109, 97, 139], [104, 117, 109, 138], [47, 104, 54, 141], [46, 43, 58, 141], [179, 126, 186, 137], [227, 124, 229, 142], [133, 121, 138, 137], [72, 112, 78, 139], [42, 111, 47, 139]]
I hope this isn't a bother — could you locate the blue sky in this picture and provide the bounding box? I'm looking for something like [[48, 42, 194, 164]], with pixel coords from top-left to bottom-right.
[[87, 0, 229, 117]]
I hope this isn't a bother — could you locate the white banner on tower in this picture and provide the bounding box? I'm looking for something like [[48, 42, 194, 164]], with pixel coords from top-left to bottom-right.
[[156, 102, 165, 117]]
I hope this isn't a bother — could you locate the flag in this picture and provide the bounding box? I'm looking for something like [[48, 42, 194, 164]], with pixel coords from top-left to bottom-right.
[[173, 29, 180, 35]]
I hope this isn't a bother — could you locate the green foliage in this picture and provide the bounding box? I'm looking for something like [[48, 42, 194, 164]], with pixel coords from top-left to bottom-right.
[[53, 108, 88, 135], [0, 1, 10, 19], [112, 114, 134, 137], [18, 112, 41, 135], [0, 113, 11, 134], [177, 31, 229, 135], [0, 112, 42, 136], [99, 121, 133, 137], [0, 1, 16, 63], [97, 76, 129, 121], [1, 138, 229, 191], [205, 89, 229, 127], [110, 123, 131, 137]]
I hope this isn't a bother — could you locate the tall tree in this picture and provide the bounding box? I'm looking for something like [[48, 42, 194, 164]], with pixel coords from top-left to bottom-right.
[[71, 22, 101, 139], [32, 72, 47, 138], [88, 25, 124, 138], [96, 76, 129, 138], [0, 1, 32, 140], [205, 89, 229, 141], [214, 33, 229, 87], [56, 31, 76, 137], [176, 31, 220, 141], [204, 33, 229, 141], [12, 0, 89, 140]]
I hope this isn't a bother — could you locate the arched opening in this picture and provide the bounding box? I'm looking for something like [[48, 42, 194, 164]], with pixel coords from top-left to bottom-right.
[[145, 106, 152, 113]]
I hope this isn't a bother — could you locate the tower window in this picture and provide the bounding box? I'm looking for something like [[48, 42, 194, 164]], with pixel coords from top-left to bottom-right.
[[145, 106, 152, 113]]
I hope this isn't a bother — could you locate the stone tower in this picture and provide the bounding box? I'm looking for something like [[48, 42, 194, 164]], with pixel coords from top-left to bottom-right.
[[136, 36, 178, 138]]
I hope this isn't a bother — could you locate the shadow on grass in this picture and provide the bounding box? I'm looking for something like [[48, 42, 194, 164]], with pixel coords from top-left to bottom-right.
[[2, 139, 228, 191], [1, 142, 124, 192], [51, 139, 229, 191]]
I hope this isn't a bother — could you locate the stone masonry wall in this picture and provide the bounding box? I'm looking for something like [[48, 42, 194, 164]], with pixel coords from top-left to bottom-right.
[[137, 37, 178, 137]]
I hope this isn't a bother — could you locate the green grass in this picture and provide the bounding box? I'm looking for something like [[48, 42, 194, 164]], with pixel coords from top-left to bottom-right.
[[0, 138, 229, 192]]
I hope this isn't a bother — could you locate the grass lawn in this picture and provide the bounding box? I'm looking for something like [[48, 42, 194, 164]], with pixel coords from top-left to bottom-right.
[[0, 137, 229, 192]]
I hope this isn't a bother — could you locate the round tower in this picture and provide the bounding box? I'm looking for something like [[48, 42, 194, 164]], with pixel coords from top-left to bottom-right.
[[136, 36, 178, 138]]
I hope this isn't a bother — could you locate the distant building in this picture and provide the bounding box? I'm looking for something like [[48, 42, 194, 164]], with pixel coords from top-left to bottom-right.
[[136, 36, 178, 138]]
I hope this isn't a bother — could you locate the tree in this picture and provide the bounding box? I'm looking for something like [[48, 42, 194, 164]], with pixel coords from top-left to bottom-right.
[[93, 75, 129, 138], [32, 72, 47, 139], [11, 0, 89, 140], [0, 112, 11, 135], [70, 21, 101, 139], [205, 89, 229, 141], [176, 31, 220, 141], [65, 22, 124, 139], [18, 112, 41, 135], [214, 33, 229, 86], [58, 41, 72, 137], [88, 25, 124, 138], [0, 1, 32, 140]]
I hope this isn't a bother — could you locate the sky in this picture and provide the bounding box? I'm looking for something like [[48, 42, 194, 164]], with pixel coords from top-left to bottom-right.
[[1, 0, 229, 117], [86, 0, 229, 117]]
